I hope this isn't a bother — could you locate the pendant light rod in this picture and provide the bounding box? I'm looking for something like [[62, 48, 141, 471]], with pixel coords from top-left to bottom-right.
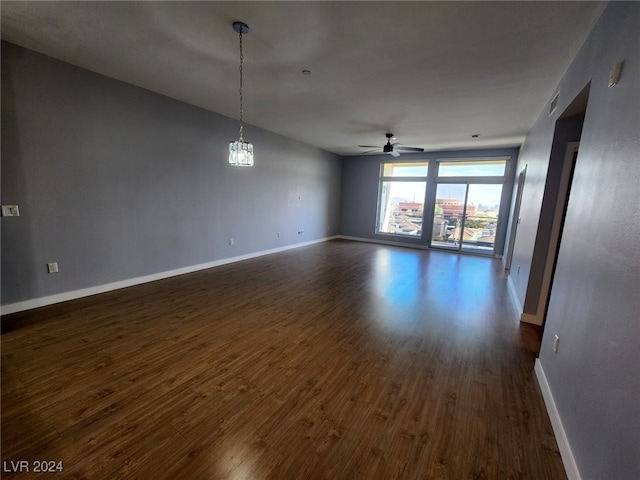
[[228, 21, 254, 167], [233, 22, 249, 141]]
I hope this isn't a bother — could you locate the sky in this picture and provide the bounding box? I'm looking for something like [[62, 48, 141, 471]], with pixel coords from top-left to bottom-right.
[[385, 160, 505, 207]]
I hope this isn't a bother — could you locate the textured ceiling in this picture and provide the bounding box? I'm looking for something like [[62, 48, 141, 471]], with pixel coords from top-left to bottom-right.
[[1, 1, 605, 156]]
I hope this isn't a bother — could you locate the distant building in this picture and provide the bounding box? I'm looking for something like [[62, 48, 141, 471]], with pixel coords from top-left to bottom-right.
[[398, 202, 423, 213], [436, 198, 477, 217], [436, 198, 461, 206]]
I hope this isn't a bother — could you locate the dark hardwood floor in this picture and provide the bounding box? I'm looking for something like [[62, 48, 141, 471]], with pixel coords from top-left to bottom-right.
[[1, 240, 565, 479]]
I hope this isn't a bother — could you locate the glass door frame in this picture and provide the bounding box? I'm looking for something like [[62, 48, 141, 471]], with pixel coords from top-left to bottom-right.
[[431, 182, 470, 252], [424, 157, 514, 257], [429, 181, 504, 255]]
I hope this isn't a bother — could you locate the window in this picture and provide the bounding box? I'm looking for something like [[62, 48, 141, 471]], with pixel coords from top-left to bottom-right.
[[437, 159, 506, 177], [374, 157, 511, 254], [376, 162, 428, 237]]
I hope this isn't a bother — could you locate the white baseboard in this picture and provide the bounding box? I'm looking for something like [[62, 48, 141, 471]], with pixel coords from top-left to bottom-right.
[[535, 359, 581, 480], [1, 236, 338, 316], [520, 312, 543, 326], [507, 274, 523, 316], [507, 273, 541, 325]]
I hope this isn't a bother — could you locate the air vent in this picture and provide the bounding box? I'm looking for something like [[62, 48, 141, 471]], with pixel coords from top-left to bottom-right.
[[549, 91, 559, 116]]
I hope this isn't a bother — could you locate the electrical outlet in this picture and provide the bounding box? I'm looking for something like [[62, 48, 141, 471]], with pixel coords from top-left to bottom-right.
[[1, 205, 20, 217], [553, 335, 560, 353], [47, 262, 59, 274], [229, 238, 234, 246], [277, 232, 281, 238]]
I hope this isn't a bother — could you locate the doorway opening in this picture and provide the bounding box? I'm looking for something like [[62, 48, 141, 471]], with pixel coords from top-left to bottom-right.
[[520, 83, 590, 328], [505, 166, 527, 271]]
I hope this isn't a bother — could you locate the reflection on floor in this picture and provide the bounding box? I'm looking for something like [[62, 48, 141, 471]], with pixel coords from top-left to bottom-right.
[[1, 239, 564, 480]]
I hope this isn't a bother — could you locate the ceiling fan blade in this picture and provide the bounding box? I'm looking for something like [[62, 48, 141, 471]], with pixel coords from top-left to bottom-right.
[[359, 135, 420, 156], [396, 147, 424, 152]]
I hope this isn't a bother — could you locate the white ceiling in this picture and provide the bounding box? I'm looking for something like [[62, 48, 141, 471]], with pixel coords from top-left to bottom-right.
[[1, 1, 605, 156]]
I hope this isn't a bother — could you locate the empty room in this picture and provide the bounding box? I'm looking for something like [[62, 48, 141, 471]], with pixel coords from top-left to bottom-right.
[[1, 2, 638, 479]]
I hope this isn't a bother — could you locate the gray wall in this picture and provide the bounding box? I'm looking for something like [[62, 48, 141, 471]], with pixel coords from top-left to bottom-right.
[[340, 147, 519, 252], [510, 3, 640, 479], [1, 42, 342, 307]]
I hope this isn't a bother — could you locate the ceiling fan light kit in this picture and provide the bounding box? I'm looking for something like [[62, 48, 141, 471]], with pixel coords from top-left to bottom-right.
[[359, 133, 424, 157]]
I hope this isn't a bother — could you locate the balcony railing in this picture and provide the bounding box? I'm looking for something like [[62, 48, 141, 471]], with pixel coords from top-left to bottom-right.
[[432, 214, 498, 254]]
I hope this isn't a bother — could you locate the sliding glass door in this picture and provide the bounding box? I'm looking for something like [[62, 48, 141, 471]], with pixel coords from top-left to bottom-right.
[[431, 183, 503, 255], [461, 184, 502, 254], [432, 183, 466, 251]]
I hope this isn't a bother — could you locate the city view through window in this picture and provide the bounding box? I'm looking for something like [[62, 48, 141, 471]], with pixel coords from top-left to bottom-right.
[[376, 163, 428, 237], [376, 160, 507, 255], [378, 181, 426, 236], [431, 183, 503, 254]]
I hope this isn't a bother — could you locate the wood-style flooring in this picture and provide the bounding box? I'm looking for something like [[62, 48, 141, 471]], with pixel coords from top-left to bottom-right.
[[1, 240, 565, 479]]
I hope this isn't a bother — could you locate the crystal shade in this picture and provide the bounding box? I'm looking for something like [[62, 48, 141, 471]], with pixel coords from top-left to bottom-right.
[[228, 139, 254, 167]]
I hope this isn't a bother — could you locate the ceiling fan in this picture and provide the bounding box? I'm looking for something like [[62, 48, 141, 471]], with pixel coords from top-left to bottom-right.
[[359, 133, 424, 157]]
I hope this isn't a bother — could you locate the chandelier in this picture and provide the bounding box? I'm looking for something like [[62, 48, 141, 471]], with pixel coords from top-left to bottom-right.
[[228, 21, 254, 167]]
